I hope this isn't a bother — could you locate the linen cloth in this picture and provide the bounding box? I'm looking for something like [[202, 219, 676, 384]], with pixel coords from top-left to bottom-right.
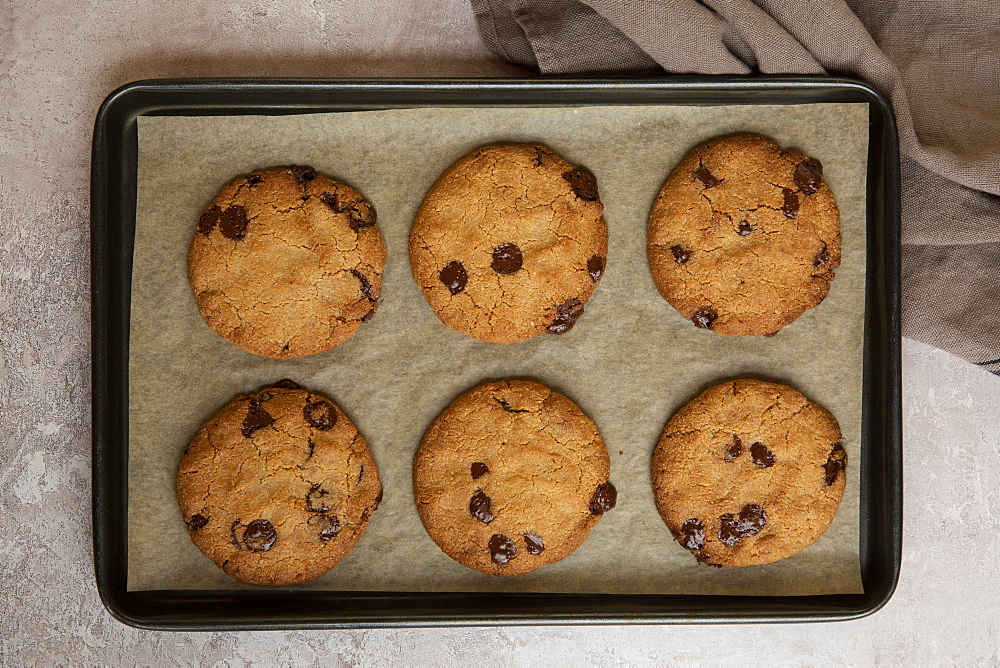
[[471, 0, 1000, 373]]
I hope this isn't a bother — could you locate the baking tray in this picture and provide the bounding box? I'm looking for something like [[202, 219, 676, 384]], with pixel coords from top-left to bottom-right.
[[91, 77, 901, 630]]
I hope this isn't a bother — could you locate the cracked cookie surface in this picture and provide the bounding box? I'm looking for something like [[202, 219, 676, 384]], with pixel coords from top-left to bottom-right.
[[189, 165, 386, 358], [176, 382, 382, 585], [410, 144, 608, 344], [414, 380, 615, 576], [647, 134, 841, 336], [651, 378, 846, 567]]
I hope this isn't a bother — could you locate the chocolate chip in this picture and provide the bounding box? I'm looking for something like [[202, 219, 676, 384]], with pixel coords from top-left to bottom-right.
[[290, 165, 316, 184], [489, 533, 516, 565], [750, 442, 775, 468], [198, 205, 222, 235], [241, 398, 274, 438], [471, 462, 489, 479], [547, 298, 584, 335], [491, 243, 523, 275], [361, 488, 383, 521], [305, 483, 332, 513], [691, 306, 717, 329], [532, 146, 552, 167], [719, 503, 768, 547], [304, 400, 337, 430], [308, 513, 340, 542], [725, 435, 742, 462], [469, 490, 494, 524], [781, 188, 799, 218], [351, 269, 374, 300], [219, 205, 250, 241], [187, 513, 209, 531], [589, 481, 617, 514], [587, 254, 605, 281], [694, 164, 722, 188], [439, 260, 468, 295], [794, 158, 823, 194], [814, 241, 830, 268], [258, 391, 275, 402], [679, 518, 705, 550], [824, 442, 847, 485], [361, 302, 378, 322], [497, 398, 528, 413], [562, 166, 600, 201], [246, 174, 263, 187], [243, 519, 277, 552], [348, 201, 377, 233], [524, 533, 545, 555], [737, 220, 752, 236], [671, 245, 691, 264], [320, 191, 342, 212], [271, 379, 301, 389]]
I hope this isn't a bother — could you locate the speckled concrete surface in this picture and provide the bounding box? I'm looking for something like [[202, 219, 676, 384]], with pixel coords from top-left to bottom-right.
[[2, 1, 998, 664]]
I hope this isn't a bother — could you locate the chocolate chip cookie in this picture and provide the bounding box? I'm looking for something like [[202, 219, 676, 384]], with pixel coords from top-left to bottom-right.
[[414, 380, 616, 575], [410, 144, 609, 344], [651, 378, 846, 567], [189, 165, 385, 358], [647, 134, 841, 336], [177, 381, 382, 585]]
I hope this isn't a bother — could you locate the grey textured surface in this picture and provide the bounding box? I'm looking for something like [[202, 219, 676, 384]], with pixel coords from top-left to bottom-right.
[[1, 0, 998, 663]]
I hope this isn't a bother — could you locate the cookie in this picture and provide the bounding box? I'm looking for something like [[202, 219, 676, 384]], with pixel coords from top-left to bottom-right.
[[410, 144, 609, 344], [189, 165, 386, 358], [414, 380, 616, 575], [177, 381, 382, 585], [647, 134, 841, 336], [651, 378, 846, 567]]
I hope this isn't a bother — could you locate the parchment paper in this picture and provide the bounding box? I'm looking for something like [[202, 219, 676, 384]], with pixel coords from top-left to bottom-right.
[[129, 102, 868, 595]]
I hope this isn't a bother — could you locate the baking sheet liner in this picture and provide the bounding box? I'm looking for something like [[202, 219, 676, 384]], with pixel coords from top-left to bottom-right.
[[129, 102, 868, 595]]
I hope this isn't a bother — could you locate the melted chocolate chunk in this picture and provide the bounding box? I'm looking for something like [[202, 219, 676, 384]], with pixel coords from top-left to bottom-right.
[[691, 306, 717, 329], [471, 462, 489, 479], [824, 442, 847, 485], [814, 241, 830, 268], [351, 269, 374, 300], [589, 481, 617, 514], [793, 158, 824, 194], [587, 254, 605, 281], [679, 518, 705, 551], [308, 513, 341, 542], [737, 220, 752, 236], [304, 400, 337, 430], [271, 379, 301, 389], [532, 147, 547, 167], [243, 519, 277, 552], [489, 533, 516, 565], [198, 205, 222, 235], [439, 260, 468, 295], [750, 442, 775, 468], [320, 191, 342, 212], [694, 164, 722, 188], [491, 243, 523, 274], [361, 489, 383, 521], [671, 245, 691, 264], [290, 165, 316, 184], [305, 483, 332, 513], [524, 533, 545, 555], [219, 205, 250, 241], [725, 435, 743, 462], [469, 490, 495, 524], [187, 513, 209, 531], [258, 391, 274, 402], [361, 302, 378, 322], [781, 188, 799, 218], [348, 202, 376, 232], [241, 398, 274, 438], [547, 298, 584, 335], [246, 174, 263, 187], [563, 166, 600, 201], [718, 504, 768, 547]]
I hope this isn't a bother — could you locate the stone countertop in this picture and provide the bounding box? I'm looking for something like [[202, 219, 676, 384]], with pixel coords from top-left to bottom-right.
[[2, 1, 998, 663]]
